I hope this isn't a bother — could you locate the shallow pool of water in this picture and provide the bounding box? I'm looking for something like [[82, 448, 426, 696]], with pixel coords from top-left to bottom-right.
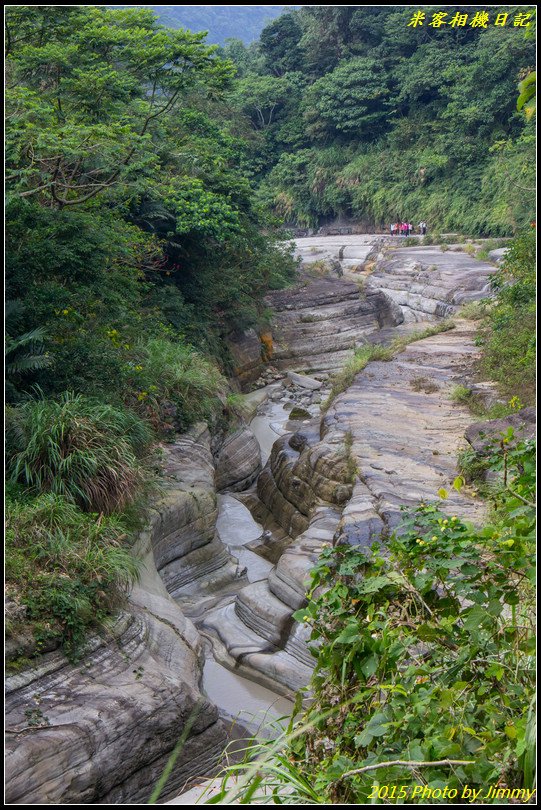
[[202, 656, 293, 736], [216, 494, 273, 582]]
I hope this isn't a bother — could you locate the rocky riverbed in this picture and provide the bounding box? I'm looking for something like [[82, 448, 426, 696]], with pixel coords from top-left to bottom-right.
[[5, 236, 511, 804]]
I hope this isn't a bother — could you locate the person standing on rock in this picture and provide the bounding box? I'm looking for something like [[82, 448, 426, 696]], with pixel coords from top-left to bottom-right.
[[390, 222, 396, 236]]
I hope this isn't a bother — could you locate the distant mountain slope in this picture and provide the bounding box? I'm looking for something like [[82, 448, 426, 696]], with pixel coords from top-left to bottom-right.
[[148, 6, 293, 44]]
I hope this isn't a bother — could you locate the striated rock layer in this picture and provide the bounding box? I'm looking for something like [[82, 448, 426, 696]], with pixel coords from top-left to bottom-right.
[[265, 275, 399, 375], [325, 320, 487, 549], [214, 427, 262, 493], [5, 578, 227, 806], [201, 419, 353, 695], [367, 245, 494, 321], [199, 242, 496, 697], [5, 237, 507, 803], [5, 424, 236, 805]]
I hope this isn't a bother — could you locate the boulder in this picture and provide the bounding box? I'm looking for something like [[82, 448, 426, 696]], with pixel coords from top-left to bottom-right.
[[214, 427, 262, 492], [286, 371, 323, 390]]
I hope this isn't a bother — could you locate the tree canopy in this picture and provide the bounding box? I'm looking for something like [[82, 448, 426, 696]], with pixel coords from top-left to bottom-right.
[[222, 5, 536, 233]]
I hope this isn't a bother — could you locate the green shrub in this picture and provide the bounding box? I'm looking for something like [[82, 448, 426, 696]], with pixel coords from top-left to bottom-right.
[[478, 229, 535, 404], [476, 238, 511, 262], [214, 437, 536, 804], [457, 445, 490, 485], [459, 300, 491, 320], [6, 393, 152, 514], [130, 338, 228, 432], [6, 493, 140, 658], [450, 384, 473, 404]]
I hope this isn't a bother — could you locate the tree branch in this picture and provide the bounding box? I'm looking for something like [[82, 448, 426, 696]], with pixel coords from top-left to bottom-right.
[[337, 758, 475, 781]]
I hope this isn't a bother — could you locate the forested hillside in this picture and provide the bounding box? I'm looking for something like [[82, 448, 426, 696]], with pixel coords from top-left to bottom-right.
[[221, 6, 536, 234], [147, 5, 293, 45]]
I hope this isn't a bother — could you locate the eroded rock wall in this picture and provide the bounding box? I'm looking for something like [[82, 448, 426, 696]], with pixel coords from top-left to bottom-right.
[[199, 240, 499, 695], [367, 245, 494, 322], [214, 427, 262, 493], [5, 424, 237, 805], [201, 419, 351, 695], [265, 276, 387, 374], [5, 581, 227, 806]]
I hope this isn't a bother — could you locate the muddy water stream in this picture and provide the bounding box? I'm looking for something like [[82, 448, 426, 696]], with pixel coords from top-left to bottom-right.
[[198, 393, 303, 736]]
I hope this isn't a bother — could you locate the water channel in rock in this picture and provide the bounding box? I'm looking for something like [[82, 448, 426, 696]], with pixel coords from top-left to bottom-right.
[[198, 392, 303, 737]]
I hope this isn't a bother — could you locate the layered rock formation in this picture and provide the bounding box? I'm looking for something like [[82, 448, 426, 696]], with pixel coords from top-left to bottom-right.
[[200, 418, 353, 695], [197, 241, 498, 696], [214, 427, 261, 493], [367, 245, 494, 321], [6, 236, 510, 804], [6, 607, 226, 804], [5, 425, 238, 805], [150, 426, 238, 600], [6, 599, 226, 806], [225, 327, 265, 389], [324, 321, 488, 548], [265, 275, 397, 375]]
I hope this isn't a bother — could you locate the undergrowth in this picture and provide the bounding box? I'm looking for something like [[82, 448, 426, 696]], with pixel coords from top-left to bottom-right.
[[477, 229, 535, 405], [6, 393, 152, 514], [5, 493, 140, 660], [210, 434, 536, 804]]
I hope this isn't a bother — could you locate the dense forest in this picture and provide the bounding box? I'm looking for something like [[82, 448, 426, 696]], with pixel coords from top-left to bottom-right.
[[220, 5, 536, 234], [4, 7, 536, 802]]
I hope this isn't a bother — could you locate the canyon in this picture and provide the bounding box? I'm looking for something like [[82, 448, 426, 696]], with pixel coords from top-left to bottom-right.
[[5, 236, 507, 804]]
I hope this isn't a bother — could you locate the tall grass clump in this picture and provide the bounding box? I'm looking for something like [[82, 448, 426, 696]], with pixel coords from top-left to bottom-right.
[[6, 493, 140, 658], [134, 338, 228, 432], [6, 393, 152, 514], [459, 300, 491, 320]]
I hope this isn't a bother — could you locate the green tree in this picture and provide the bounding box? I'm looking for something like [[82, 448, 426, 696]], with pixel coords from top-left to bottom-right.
[[5, 6, 234, 207], [260, 12, 304, 75], [303, 57, 389, 140]]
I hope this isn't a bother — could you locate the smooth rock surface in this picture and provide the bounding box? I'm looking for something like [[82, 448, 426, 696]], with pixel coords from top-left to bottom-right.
[[367, 245, 494, 321], [215, 427, 262, 492], [324, 320, 488, 544]]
